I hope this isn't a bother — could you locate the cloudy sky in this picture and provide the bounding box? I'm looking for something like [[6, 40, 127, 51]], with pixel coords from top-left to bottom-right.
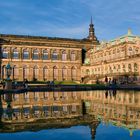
[[0, 0, 140, 41]]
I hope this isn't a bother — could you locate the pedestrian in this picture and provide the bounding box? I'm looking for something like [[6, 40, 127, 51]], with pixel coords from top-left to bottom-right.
[[105, 76, 108, 86], [109, 78, 112, 86]]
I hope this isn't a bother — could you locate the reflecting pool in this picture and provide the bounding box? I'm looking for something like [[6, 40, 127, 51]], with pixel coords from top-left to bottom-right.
[[0, 90, 140, 140]]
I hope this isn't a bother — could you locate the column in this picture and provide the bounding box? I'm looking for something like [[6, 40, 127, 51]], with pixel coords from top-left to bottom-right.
[[30, 48, 32, 60], [20, 48, 22, 60], [39, 48, 42, 60], [67, 50, 70, 61], [19, 67, 23, 81]]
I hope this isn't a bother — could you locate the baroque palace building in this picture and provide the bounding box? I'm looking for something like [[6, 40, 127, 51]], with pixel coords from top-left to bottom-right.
[[82, 29, 140, 83], [0, 19, 98, 82], [0, 18, 140, 83]]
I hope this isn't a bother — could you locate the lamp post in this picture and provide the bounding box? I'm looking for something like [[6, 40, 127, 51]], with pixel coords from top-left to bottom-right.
[[5, 63, 12, 90]]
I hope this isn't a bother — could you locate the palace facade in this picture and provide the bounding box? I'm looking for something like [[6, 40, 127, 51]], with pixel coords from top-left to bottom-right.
[[0, 18, 140, 83], [0, 19, 99, 82], [0, 36, 97, 82], [82, 29, 140, 83]]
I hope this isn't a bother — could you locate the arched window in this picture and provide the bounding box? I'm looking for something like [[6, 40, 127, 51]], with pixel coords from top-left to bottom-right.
[[62, 50, 67, 61], [71, 51, 76, 61], [33, 66, 39, 80], [53, 66, 58, 80], [43, 50, 48, 60], [86, 69, 90, 75], [33, 49, 39, 60], [23, 65, 29, 80], [135, 48, 139, 54], [62, 67, 67, 80], [43, 66, 48, 80], [118, 65, 121, 72], [71, 67, 76, 80], [52, 50, 58, 60], [12, 66, 19, 80], [23, 49, 29, 59], [134, 63, 138, 72], [13, 48, 19, 59], [129, 47, 132, 51], [128, 64, 132, 72], [128, 47, 133, 56], [122, 64, 126, 72], [109, 66, 112, 73], [117, 49, 120, 53], [2, 48, 8, 59]]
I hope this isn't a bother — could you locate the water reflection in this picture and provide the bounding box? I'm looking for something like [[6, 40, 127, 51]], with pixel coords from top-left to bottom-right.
[[0, 90, 140, 139]]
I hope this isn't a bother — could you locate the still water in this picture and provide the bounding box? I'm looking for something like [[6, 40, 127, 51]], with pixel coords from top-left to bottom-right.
[[0, 90, 140, 140]]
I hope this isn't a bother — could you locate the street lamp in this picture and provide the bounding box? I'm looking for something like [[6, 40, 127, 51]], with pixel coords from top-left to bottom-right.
[[6, 63, 12, 80]]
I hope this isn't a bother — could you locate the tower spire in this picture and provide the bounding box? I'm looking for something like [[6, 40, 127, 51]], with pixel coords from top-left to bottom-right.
[[88, 16, 97, 41], [91, 16, 93, 25]]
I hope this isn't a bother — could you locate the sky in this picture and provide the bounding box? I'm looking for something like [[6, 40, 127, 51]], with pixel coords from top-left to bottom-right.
[[0, 0, 140, 41]]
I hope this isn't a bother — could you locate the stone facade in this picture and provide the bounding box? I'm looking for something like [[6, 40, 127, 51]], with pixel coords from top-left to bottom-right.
[[82, 29, 140, 83], [0, 34, 94, 82], [0, 19, 99, 82], [1, 19, 139, 83]]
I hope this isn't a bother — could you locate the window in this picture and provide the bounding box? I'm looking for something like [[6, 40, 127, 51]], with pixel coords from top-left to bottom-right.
[[128, 47, 133, 56], [118, 65, 121, 72], [13, 48, 19, 59], [62, 51, 67, 61], [2, 48, 8, 59], [13, 66, 19, 80], [24, 92, 29, 101], [128, 64, 132, 72], [86, 69, 90, 75], [53, 92, 59, 101], [13, 94, 19, 101], [71, 67, 76, 80], [62, 92, 68, 100], [43, 92, 49, 99], [117, 49, 120, 53], [113, 49, 116, 54], [53, 66, 58, 80], [129, 47, 132, 51], [33, 66, 39, 80], [23, 65, 29, 80], [123, 64, 126, 72], [134, 63, 138, 72], [43, 50, 48, 60], [23, 49, 29, 59], [52, 50, 58, 60], [43, 66, 48, 80], [33, 49, 39, 60], [71, 51, 76, 61], [62, 67, 67, 80], [135, 48, 139, 54], [34, 92, 39, 101]]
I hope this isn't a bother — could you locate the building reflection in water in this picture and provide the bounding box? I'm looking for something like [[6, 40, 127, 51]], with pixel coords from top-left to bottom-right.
[[0, 90, 140, 138]]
